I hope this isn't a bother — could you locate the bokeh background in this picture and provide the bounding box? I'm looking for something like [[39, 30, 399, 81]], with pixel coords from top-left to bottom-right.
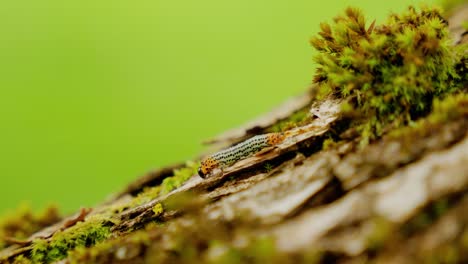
[[0, 0, 437, 215]]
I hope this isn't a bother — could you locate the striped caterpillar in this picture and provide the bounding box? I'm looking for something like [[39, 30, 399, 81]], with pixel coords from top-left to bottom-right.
[[198, 132, 286, 179]]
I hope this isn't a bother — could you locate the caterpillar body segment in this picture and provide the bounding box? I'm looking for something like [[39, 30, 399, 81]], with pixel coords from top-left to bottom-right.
[[198, 132, 286, 179]]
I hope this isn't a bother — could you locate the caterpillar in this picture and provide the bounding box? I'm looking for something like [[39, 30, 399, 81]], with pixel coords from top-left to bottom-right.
[[198, 132, 286, 179]]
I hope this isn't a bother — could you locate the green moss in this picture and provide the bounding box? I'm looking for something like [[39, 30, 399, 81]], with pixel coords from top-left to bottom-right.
[[340, 101, 354, 113], [152, 203, 164, 216], [244, 237, 277, 262], [54, 210, 325, 264], [160, 160, 199, 196], [453, 44, 467, 86], [130, 185, 162, 208], [366, 217, 393, 252], [428, 92, 468, 123], [112, 161, 199, 212], [0, 204, 61, 250], [268, 108, 312, 133], [263, 163, 274, 173], [389, 93, 468, 138], [311, 6, 463, 145], [66, 225, 154, 264], [67, 242, 113, 264], [12, 255, 32, 264], [30, 218, 112, 263], [206, 240, 242, 264], [322, 138, 337, 150]]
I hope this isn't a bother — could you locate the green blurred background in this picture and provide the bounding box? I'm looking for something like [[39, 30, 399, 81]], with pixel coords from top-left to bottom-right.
[[0, 0, 437, 215]]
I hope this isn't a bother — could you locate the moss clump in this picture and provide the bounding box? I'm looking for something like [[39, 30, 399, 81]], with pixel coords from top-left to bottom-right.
[[67, 227, 151, 264], [427, 92, 468, 123], [31, 218, 112, 263], [0, 204, 61, 250], [389, 92, 468, 138], [129, 185, 162, 208], [263, 163, 274, 173], [366, 217, 394, 252], [12, 255, 32, 264], [311, 6, 463, 144], [152, 203, 164, 216], [268, 108, 312, 133], [52, 206, 321, 264], [453, 44, 467, 86], [116, 161, 198, 211], [322, 138, 337, 150], [159, 161, 198, 196]]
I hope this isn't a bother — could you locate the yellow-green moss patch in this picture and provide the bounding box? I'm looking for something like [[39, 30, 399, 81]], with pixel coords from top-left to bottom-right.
[[30, 218, 112, 263], [0, 204, 60, 250], [160, 161, 199, 196], [389, 92, 468, 138], [268, 108, 312, 133], [152, 203, 164, 216]]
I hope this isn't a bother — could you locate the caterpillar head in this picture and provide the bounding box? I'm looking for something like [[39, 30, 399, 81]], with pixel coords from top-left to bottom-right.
[[198, 157, 218, 179]]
